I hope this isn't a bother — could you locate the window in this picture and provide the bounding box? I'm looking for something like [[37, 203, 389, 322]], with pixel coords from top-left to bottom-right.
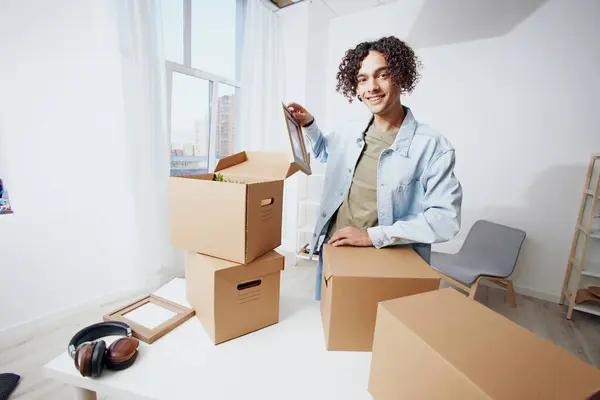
[[191, 0, 238, 80], [161, 0, 244, 176], [169, 72, 210, 175], [160, 0, 184, 64]]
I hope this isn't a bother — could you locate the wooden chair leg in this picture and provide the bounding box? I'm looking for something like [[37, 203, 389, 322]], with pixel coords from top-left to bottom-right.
[[434, 270, 517, 307], [505, 279, 517, 308], [487, 277, 517, 308], [434, 271, 472, 296], [468, 277, 482, 300]]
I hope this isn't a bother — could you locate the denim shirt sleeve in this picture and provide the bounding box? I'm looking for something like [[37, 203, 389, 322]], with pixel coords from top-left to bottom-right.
[[302, 120, 332, 163], [367, 149, 462, 247]]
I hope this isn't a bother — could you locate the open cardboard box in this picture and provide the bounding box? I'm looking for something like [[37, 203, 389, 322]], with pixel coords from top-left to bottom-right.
[[185, 249, 285, 345], [169, 151, 307, 264], [368, 287, 600, 399], [320, 244, 440, 351]]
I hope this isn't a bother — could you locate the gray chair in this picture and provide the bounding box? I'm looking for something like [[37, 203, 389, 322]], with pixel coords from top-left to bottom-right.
[[430, 219, 526, 307]]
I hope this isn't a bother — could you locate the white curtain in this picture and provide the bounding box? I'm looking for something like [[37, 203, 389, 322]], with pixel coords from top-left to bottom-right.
[[238, 0, 286, 152], [238, 0, 300, 254], [113, 0, 177, 288]]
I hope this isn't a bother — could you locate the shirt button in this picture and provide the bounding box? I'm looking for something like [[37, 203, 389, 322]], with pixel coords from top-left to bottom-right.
[[321, 212, 327, 218], [337, 190, 343, 196], [380, 183, 385, 187], [348, 168, 352, 173]]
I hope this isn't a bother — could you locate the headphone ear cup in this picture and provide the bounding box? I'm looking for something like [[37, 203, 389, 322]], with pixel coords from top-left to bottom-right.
[[90, 340, 106, 378], [105, 337, 139, 371], [74, 343, 95, 377]]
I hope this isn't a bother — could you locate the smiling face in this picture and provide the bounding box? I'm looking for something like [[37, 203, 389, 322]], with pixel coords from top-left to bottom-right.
[[356, 50, 401, 116]]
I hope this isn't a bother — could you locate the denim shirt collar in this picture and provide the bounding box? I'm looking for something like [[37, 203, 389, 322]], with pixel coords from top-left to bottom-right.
[[357, 105, 417, 157]]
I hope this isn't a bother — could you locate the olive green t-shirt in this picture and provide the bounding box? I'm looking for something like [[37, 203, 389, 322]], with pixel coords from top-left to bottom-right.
[[327, 121, 399, 236]]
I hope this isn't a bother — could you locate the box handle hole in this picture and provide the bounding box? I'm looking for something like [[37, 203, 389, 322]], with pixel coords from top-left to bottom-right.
[[261, 198, 274, 206], [237, 279, 262, 291]]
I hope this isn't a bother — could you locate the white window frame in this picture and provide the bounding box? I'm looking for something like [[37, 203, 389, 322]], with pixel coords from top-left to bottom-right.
[[165, 0, 245, 172]]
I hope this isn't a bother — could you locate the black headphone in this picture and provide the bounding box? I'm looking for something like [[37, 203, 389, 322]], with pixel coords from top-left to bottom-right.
[[68, 321, 139, 378]]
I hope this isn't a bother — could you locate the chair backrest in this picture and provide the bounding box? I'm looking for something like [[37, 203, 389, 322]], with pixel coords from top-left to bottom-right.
[[459, 220, 527, 277]]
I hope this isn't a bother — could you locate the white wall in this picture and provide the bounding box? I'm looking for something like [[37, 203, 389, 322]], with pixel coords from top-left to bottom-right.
[[0, 1, 145, 331], [278, 0, 335, 118], [305, 0, 336, 125], [326, 0, 425, 128], [279, 2, 310, 107], [325, 0, 600, 300]]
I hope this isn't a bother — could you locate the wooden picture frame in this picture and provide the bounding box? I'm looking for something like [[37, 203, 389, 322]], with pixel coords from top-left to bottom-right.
[[282, 102, 312, 175], [103, 294, 195, 344]]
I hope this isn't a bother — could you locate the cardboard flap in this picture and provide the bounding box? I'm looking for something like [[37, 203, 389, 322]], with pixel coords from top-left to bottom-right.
[[215, 151, 299, 181], [213, 151, 247, 173], [217, 251, 285, 283], [322, 244, 439, 279]]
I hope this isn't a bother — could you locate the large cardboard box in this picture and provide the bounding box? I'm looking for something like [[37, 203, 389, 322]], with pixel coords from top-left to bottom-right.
[[169, 151, 304, 264], [368, 288, 600, 399], [320, 244, 440, 351], [185, 249, 284, 344]]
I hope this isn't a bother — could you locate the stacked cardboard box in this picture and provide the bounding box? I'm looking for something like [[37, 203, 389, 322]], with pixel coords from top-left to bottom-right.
[[185, 250, 284, 344], [169, 150, 306, 344]]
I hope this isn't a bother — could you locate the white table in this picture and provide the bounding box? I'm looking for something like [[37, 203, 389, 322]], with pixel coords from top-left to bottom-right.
[[44, 278, 374, 400]]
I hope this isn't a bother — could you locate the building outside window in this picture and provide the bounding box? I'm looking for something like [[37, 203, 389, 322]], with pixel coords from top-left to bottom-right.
[[160, 0, 244, 176]]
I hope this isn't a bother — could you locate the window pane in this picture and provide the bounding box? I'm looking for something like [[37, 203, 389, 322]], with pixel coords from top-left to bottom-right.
[[170, 72, 211, 176], [191, 0, 238, 79], [216, 84, 237, 160], [160, 0, 184, 64]]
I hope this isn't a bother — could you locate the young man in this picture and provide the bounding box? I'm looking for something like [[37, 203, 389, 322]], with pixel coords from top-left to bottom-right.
[[288, 36, 463, 300]]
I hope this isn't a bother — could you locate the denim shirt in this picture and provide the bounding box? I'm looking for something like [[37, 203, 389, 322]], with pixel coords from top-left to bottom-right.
[[302, 106, 463, 257]]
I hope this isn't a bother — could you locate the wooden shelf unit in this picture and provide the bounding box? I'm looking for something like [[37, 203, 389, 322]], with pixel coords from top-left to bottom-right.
[[560, 153, 600, 319]]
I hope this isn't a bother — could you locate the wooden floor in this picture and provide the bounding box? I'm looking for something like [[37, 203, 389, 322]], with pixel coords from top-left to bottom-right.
[[1, 260, 600, 399], [471, 281, 600, 367]]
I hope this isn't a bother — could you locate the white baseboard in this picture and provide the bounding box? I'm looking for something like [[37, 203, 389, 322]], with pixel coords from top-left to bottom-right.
[[513, 284, 560, 303], [478, 279, 560, 303], [1, 266, 559, 349], [0, 286, 150, 348]]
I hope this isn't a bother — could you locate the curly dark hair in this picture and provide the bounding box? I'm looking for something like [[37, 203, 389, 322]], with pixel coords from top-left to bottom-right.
[[336, 36, 422, 103]]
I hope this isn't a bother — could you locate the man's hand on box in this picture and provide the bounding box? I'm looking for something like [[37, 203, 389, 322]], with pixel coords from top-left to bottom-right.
[[328, 227, 373, 247]]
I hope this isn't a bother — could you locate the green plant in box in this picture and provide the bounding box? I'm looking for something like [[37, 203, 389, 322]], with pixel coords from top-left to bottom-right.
[[212, 173, 245, 184]]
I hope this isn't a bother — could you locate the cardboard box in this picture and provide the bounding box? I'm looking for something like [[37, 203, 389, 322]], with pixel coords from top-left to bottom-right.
[[368, 288, 600, 400], [169, 151, 304, 264], [320, 244, 440, 351], [185, 249, 285, 344]]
